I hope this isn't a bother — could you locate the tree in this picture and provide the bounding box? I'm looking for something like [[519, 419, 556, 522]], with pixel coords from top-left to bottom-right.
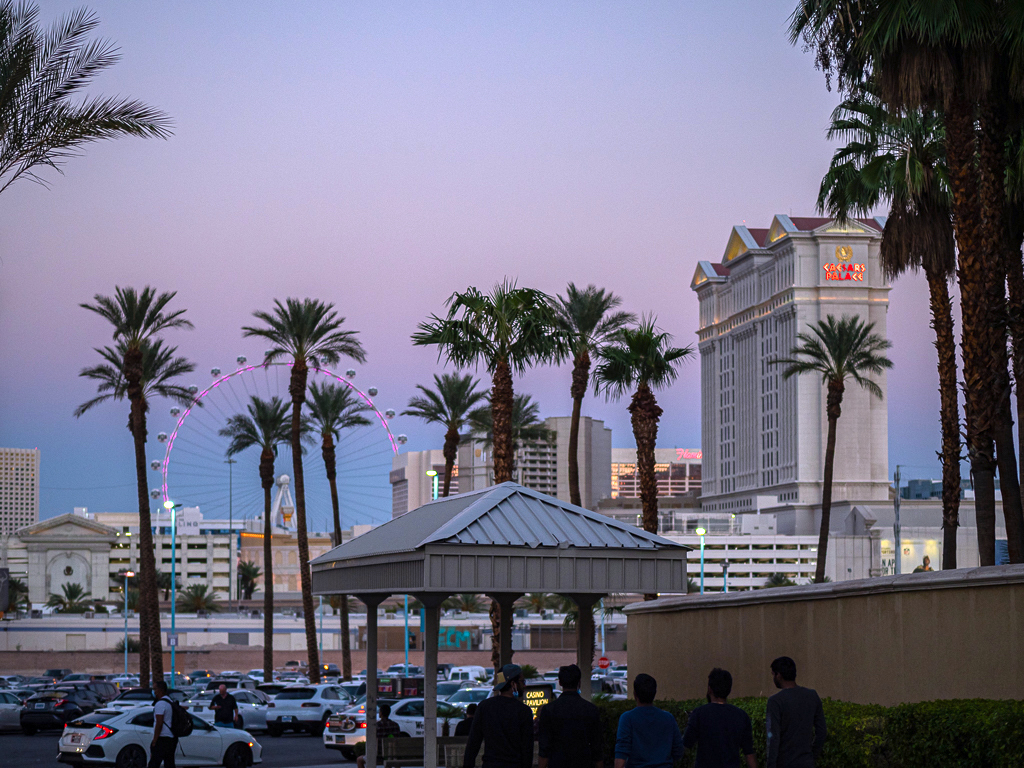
[[402, 373, 486, 497], [466, 393, 554, 478], [764, 574, 797, 589], [6, 577, 28, 610], [774, 314, 893, 583], [237, 561, 261, 601], [307, 380, 373, 681], [243, 298, 366, 684], [594, 317, 691, 539], [76, 288, 194, 687], [0, 1, 172, 197], [155, 571, 179, 601], [46, 582, 91, 612], [176, 584, 220, 613], [818, 87, 963, 569], [552, 285, 635, 507], [442, 594, 486, 613], [220, 394, 293, 684], [515, 593, 556, 614]]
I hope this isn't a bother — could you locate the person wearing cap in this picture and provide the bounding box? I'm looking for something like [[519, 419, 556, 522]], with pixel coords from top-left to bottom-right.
[[463, 664, 534, 768], [537, 665, 603, 768]]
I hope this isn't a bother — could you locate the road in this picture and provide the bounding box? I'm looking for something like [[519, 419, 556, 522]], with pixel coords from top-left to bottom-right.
[[0, 729, 349, 768]]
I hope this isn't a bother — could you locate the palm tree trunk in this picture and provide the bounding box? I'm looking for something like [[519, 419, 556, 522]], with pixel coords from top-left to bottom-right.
[[489, 599, 500, 671], [261, 450, 275, 684], [925, 266, 961, 570], [567, 351, 590, 507], [322, 434, 352, 682], [491, 359, 514, 484], [339, 596, 351, 681], [1007, 218, 1024, 560], [629, 383, 662, 535], [442, 426, 459, 498], [288, 361, 320, 683], [815, 380, 843, 584], [946, 94, 998, 566]]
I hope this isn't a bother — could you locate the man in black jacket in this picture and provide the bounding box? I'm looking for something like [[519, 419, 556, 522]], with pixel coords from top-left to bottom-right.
[[537, 665, 602, 768], [464, 664, 533, 768], [766, 657, 826, 768]]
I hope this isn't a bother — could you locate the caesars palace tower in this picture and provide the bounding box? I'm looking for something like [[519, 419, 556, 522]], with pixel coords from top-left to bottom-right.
[[690, 215, 891, 516]]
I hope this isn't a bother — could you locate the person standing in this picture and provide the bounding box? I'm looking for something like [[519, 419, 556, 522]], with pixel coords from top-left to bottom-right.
[[463, 664, 534, 768], [149, 680, 178, 768], [208, 684, 239, 728], [614, 674, 684, 768], [356, 703, 401, 768], [537, 665, 603, 768], [766, 657, 826, 768], [455, 703, 478, 737], [682, 668, 756, 768]]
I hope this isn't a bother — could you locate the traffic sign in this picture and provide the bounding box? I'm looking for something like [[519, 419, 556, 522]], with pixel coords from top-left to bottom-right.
[[166, 633, 178, 647], [598, 657, 610, 669]]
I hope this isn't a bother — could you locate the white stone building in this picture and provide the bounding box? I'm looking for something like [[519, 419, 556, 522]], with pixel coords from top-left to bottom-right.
[[0, 447, 40, 534]]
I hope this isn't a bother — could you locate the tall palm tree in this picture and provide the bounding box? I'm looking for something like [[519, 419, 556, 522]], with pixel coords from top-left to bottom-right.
[[516, 593, 556, 614], [402, 374, 486, 497], [237, 561, 261, 601], [594, 317, 691, 537], [412, 279, 566, 485], [774, 314, 893, 583], [243, 299, 366, 684], [442, 594, 486, 613], [46, 583, 91, 612], [0, 1, 172, 197], [818, 88, 963, 568], [220, 394, 293, 685], [75, 290, 194, 689], [466, 393, 553, 479], [176, 584, 220, 613], [552, 285, 635, 507], [307, 381, 373, 681]]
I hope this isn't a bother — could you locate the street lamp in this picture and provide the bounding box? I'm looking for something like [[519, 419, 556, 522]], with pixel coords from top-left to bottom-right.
[[426, 470, 439, 500], [695, 527, 707, 594], [163, 499, 181, 682], [120, 570, 135, 678], [225, 458, 237, 608], [722, 561, 729, 593]]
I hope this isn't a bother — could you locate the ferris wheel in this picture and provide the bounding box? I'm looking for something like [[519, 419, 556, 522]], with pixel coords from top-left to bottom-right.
[[148, 358, 407, 534]]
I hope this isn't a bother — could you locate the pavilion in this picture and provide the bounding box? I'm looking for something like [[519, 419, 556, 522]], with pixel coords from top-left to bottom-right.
[[311, 482, 690, 768]]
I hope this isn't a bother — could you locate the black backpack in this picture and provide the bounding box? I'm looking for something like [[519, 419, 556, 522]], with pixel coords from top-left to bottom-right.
[[167, 697, 194, 738]]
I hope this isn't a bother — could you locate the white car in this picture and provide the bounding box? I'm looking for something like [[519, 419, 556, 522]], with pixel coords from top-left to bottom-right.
[[324, 698, 466, 760], [107, 689, 190, 712], [445, 687, 491, 708], [0, 690, 23, 731], [245, 671, 265, 683], [56, 707, 262, 768], [266, 684, 354, 736], [186, 690, 271, 732]]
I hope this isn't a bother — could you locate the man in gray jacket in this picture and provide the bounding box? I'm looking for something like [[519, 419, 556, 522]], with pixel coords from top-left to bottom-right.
[[765, 657, 826, 768]]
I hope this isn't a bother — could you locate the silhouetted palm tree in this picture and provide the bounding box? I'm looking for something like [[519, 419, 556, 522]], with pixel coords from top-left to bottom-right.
[[237, 561, 261, 600], [243, 299, 366, 683], [442, 594, 486, 613], [46, 583, 91, 612], [774, 314, 893, 583], [176, 584, 220, 613], [466, 393, 553, 479]]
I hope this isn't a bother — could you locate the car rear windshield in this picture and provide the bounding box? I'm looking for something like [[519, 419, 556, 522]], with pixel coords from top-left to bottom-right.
[[69, 713, 119, 726], [274, 689, 315, 700], [118, 692, 154, 700]]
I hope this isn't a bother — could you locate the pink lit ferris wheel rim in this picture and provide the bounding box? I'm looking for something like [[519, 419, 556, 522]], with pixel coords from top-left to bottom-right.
[[159, 361, 398, 505]]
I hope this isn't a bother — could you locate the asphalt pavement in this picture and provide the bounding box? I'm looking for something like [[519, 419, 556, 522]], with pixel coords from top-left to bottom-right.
[[1, 729, 350, 768]]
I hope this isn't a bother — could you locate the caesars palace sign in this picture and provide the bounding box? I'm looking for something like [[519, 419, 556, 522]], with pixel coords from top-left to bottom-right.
[[823, 245, 865, 282]]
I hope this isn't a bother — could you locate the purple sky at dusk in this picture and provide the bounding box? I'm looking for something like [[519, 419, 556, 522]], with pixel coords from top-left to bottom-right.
[[0, 1, 944, 525]]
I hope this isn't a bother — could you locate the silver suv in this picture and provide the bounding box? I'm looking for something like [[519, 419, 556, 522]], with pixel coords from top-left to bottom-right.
[[266, 684, 353, 736]]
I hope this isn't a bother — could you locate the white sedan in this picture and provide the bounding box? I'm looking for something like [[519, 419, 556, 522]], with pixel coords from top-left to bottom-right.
[[185, 690, 271, 732], [57, 707, 262, 768], [324, 698, 466, 760]]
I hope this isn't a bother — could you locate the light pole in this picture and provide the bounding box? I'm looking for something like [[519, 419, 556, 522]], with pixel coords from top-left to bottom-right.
[[426, 470, 439, 500], [120, 570, 135, 678], [403, 595, 410, 674], [225, 458, 236, 607], [163, 500, 181, 683], [696, 527, 707, 594], [722, 562, 729, 593]]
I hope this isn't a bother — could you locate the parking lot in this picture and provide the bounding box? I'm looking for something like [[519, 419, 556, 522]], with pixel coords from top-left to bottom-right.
[[1, 729, 349, 768]]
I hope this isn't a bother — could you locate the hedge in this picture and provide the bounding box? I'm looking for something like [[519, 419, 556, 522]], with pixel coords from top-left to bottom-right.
[[593, 697, 1024, 768]]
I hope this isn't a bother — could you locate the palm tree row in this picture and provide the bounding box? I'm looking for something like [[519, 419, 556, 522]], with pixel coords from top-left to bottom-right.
[[791, 0, 1024, 567]]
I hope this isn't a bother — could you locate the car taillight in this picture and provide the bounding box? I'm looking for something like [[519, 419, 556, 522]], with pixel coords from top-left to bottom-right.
[[93, 725, 117, 740], [54, 699, 66, 707], [300, 702, 319, 707], [359, 722, 366, 729]]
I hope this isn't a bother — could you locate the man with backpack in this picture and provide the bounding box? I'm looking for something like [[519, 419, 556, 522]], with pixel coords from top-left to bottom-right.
[[150, 680, 179, 768]]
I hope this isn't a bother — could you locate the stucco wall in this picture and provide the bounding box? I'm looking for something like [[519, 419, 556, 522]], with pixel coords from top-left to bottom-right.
[[625, 565, 1024, 706]]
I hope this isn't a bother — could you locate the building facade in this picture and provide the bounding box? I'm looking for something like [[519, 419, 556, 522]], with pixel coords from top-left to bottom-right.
[[691, 215, 891, 514], [390, 450, 456, 517], [0, 447, 40, 534], [610, 448, 702, 499]]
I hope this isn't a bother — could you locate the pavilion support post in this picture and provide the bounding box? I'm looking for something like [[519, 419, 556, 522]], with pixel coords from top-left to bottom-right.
[[359, 595, 383, 768], [419, 598, 444, 768], [489, 594, 518, 670], [573, 595, 598, 700]]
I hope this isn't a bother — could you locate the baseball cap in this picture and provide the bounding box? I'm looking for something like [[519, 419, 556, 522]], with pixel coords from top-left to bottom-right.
[[492, 663, 522, 691]]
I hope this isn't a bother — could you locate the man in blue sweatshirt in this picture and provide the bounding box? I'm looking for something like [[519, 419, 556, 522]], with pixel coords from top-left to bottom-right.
[[614, 674, 684, 768]]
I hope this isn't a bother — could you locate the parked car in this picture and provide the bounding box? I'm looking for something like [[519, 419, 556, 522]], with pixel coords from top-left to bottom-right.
[[318, 664, 341, 681], [385, 664, 424, 676], [205, 678, 256, 692], [55, 682, 119, 703], [255, 683, 289, 700], [323, 698, 464, 760], [61, 674, 106, 683], [446, 665, 487, 683], [189, 670, 215, 681], [20, 689, 101, 734], [107, 688, 189, 711], [446, 687, 491, 708], [436, 681, 464, 701], [45, 668, 73, 680], [338, 681, 366, 700], [25, 676, 59, 689], [0, 690, 24, 731], [186, 689, 271, 732], [109, 676, 139, 690], [246, 670, 265, 683], [266, 684, 354, 736], [57, 707, 262, 768]]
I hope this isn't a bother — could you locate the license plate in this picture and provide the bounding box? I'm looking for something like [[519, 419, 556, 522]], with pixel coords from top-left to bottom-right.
[[338, 736, 345, 744], [35, 703, 45, 709], [284, 716, 294, 722], [70, 734, 82, 744]]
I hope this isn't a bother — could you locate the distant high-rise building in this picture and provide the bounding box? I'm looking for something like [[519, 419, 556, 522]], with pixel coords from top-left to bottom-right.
[[690, 215, 890, 514], [390, 450, 456, 517], [610, 447, 702, 499], [0, 447, 40, 534]]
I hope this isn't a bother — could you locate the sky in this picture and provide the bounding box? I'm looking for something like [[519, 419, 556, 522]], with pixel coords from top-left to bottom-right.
[[0, 1, 945, 525]]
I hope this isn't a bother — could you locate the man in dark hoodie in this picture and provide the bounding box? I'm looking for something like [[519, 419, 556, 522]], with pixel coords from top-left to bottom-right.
[[464, 664, 534, 768]]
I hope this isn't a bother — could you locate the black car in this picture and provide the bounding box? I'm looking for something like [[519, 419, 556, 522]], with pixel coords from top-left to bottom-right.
[[20, 689, 99, 735], [56, 681, 119, 703]]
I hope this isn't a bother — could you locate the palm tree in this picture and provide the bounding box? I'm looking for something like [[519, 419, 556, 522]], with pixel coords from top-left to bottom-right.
[[774, 314, 893, 583], [6, 577, 28, 610], [0, 1, 172, 197], [46, 583, 91, 612], [412, 279, 566, 485], [237, 562, 261, 600], [516, 593, 556, 614], [466, 393, 554, 479], [402, 374, 486, 497], [220, 394, 293, 685], [763, 574, 797, 589], [176, 584, 220, 613], [818, 88, 963, 569], [594, 317, 691, 537], [552, 285, 635, 507], [442, 594, 486, 613], [75, 289, 194, 688], [243, 298, 366, 684], [307, 381, 373, 682], [155, 571, 179, 601]]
